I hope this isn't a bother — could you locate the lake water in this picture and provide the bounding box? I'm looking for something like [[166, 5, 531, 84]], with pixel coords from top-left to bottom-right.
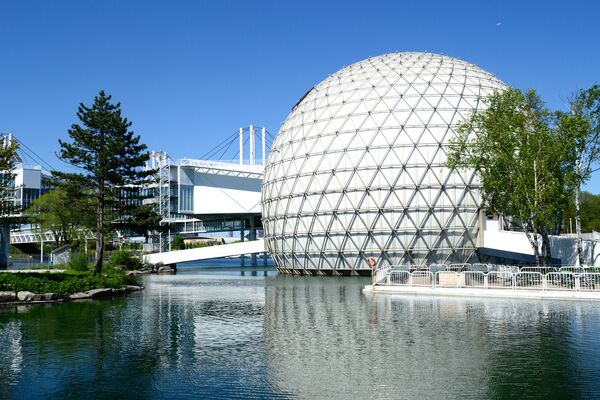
[[1, 262, 600, 399]]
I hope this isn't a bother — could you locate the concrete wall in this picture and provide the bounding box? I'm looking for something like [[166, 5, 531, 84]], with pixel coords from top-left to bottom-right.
[[482, 216, 600, 266], [192, 172, 262, 215], [14, 168, 41, 189]]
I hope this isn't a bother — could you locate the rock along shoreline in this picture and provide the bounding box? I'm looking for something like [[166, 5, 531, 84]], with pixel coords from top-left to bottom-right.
[[0, 285, 144, 307]]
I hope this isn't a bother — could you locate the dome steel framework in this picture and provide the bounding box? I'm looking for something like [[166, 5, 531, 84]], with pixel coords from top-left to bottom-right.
[[261, 52, 506, 275]]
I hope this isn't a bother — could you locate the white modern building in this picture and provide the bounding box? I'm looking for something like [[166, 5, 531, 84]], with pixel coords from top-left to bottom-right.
[[262, 52, 507, 275], [142, 126, 268, 251], [12, 164, 52, 211]]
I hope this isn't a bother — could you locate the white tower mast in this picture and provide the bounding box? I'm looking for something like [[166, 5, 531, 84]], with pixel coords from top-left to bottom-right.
[[261, 127, 266, 166], [249, 125, 255, 166], [239, 127, 244, 165]]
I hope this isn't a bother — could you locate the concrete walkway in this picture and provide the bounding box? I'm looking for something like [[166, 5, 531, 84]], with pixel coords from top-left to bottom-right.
[[143, 239, 265, 265], [364, 285, 600, 301]]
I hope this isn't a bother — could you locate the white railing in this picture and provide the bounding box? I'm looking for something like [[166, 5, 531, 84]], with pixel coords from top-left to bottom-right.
[[389, 270, 410, 285], [409, 271, 433, 286], [580, 273, 600, 291], [374, 266, 600, 292], [464, 271, 486, 288], [514, 272, 544, 290], [546, 272, 577, 291], [487, 271, 514, 289], [436, 271, 463, 287]]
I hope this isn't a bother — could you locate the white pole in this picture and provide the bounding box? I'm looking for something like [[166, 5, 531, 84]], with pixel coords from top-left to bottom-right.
[[40, 238, 44, 264], [262, 127, 266, 166], [239, 127, 244, 165], [250, 125, 255, 166]]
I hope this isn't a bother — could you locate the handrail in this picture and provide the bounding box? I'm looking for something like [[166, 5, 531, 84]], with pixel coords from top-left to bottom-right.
[[374, 266, 600, 292]]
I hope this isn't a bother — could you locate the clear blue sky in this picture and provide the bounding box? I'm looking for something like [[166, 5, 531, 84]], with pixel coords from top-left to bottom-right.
[[1, 0, 599, 191]]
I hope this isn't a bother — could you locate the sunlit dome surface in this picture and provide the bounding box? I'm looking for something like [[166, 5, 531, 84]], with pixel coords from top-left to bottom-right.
[[261, 52, 506, 275]]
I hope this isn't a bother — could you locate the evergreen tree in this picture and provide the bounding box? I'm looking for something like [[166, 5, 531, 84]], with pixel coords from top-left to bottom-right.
[[121, 203, 163, 244], [55, 91, 151, 273]]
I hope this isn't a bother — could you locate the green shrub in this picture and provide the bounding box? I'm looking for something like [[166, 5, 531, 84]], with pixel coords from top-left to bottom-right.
[[0, 271, 137, 295], [109, 249, 142, 271], [171, 235, 185, 250], [68, 252, 90, 271]]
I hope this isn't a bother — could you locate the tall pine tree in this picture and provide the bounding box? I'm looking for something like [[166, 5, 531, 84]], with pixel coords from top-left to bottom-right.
[[55, 91, 151, 273]]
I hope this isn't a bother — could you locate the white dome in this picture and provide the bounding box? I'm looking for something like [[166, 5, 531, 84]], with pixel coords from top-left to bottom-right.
[[261, 52, 506, 275]]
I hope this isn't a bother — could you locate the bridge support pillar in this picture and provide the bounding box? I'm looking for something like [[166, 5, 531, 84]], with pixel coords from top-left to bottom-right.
[[240, 217, 245, 267], [250, 216, 257, 266], [0, 224, 9, 270]]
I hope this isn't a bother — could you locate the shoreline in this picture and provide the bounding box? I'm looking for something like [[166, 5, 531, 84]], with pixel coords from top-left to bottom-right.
[[0, 285, 144, 307]]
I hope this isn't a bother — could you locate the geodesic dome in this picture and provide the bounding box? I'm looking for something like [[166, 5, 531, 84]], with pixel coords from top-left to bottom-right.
[[261, 52, 506, 275]]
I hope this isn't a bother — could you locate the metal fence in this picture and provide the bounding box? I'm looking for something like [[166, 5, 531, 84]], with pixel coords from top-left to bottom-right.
[[374, 264, 600, 292]]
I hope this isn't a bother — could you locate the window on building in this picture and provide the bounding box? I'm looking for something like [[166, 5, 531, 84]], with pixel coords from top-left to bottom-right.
[[180, 185, 193, 212]]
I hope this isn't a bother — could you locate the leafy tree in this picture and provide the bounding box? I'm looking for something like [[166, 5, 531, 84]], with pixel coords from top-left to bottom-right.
[[55, 91, 151, 273], [556, 84, 600, 265], [121, 203, 163, 243], [171, 235, 185, 250], [0, 134, 20, 218], [563, 191, 600, 233], [28, 184, 94, 247], [0, 134, 20, 269], [448, 88, 576, 265]]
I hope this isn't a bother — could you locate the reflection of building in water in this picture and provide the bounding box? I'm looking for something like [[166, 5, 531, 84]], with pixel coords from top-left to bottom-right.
[[263, 278, 584, 400], [0, 320, 23, 392], [121, 275, 266, 367]]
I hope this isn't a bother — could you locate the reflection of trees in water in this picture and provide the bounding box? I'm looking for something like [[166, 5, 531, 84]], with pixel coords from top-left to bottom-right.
[[0, 319, 23, 397], [0, 275, 277, 398], [263, 277, 597, 400], [485, 302, 587, 400], [0, 299, 164, 399]]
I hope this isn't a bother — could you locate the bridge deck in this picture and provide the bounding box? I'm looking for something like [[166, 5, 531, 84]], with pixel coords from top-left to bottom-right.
[[143, 239, 265, 265]]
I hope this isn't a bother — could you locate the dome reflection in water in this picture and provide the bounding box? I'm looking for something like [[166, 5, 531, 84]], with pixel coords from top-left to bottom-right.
[[0, 267, 599, 399]]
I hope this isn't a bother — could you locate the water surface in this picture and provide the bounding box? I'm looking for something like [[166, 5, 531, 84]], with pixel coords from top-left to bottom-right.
[[0, 263, 599, 399]]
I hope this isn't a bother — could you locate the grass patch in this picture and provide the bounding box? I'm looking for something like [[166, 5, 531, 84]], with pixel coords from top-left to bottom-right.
[[0, 269, 138, 295]]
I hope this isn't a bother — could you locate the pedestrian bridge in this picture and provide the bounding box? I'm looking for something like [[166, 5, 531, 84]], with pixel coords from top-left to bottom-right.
[[143, 239, 265, 265]]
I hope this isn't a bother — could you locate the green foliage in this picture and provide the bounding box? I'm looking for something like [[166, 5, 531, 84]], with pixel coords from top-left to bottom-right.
[[68, 252, 90, 272], [0, 134, 20, 218], [448, 88, 577, 265], [0, 271, 137, 295], [557, 84, 600, 183], [555, 84, 600, 264], [109, 249, 142, 271], [28, 186, 94, 246], [186, 241, 209, 249], [121, 204, 163, 243], [54, 91, 152, 273], [564, 191, 600, 232], [121, 242, 142, 250], [171, 235, 185, 250]]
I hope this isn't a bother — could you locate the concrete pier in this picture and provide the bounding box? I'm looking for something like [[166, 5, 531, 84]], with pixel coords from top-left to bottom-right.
[[364, 285, 600, 301]]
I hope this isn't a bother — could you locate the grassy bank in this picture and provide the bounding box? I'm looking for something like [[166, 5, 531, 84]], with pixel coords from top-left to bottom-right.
[[0, 269, 138, 295]]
